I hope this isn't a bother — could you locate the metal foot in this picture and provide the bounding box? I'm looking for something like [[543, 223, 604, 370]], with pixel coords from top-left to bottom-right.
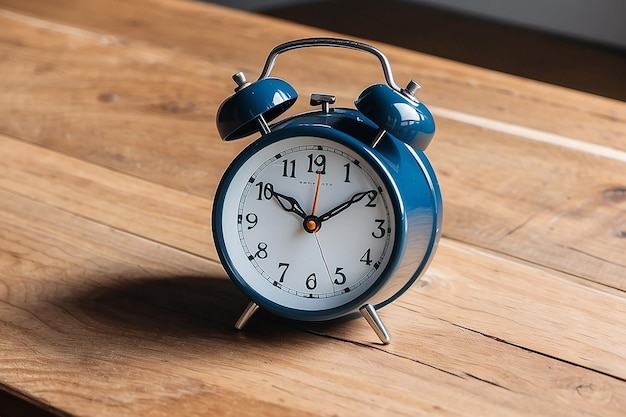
[[235, 301, 260, 330], [360, 304, 391, 345]]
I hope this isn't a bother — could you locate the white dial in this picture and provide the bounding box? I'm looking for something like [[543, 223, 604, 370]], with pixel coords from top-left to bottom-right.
[[218, 135, 397, 313]]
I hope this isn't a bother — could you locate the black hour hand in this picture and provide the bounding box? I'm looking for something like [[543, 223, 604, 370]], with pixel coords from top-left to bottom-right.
[[271, 190, 307, 219], [318, 190, 377, 223]]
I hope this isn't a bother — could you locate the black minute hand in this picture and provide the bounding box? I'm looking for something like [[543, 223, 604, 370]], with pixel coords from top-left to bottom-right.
[[318, 190, 377, 223], [271, 190, 307, 219]]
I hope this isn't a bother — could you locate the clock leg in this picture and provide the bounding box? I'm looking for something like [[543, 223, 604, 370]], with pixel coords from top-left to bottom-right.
[[359, 304, 391, 345], [235, 301, 260, 330]]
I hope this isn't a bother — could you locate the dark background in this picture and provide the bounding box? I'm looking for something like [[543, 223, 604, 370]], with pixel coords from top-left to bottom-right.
[[261, 0, 626, 101]]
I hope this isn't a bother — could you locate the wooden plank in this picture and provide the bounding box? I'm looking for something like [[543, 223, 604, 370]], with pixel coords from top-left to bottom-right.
[[2, 85, 625, 293], [309, 239, 626, 414], [1, 188, 625, 416], [1, 3, 624, 293], [1, 1, 624, 416], [0, 189, 302, 417], [0, 11, 246, 197], [429, 119, 626, 291], [0, 0, 624, 152], [0, 134, 215, 260], [2, 131, 624, 380]]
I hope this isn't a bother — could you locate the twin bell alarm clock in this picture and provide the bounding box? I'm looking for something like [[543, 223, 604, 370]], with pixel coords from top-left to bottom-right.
[[212, 38, 442, 344]]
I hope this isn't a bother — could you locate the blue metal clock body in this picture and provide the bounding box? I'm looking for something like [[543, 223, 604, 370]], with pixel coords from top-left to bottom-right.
[[212, 38, 442, 344]]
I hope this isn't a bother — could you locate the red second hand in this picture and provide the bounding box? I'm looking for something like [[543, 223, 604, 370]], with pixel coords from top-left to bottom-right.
[[305, 171, 322, 233], [311, 171, 322, 215]]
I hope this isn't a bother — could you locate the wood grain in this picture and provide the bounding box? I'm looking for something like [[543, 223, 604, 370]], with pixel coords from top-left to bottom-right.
[[0, 135, 215, 259], [0, 0, 625, 415], [1, 0, 624, 150], [1, 185, 625, 416], [2, 132, 624, 378], [0, 11, 623, 290], [0, 10, 243, 196], [430, 119, 626, 290]]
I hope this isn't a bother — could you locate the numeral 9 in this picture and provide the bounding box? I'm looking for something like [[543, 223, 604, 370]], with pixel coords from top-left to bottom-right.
[[245, 213, 258, 229]]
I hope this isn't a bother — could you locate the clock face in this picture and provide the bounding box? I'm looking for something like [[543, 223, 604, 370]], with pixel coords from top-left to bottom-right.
[[216, 134, 399, 316]]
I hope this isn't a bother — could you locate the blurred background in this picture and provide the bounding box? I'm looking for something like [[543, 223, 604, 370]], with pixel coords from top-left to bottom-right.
[[205, 0, 626, 101]]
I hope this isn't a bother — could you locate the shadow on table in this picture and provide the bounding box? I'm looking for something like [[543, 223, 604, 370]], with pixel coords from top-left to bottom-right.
[[68, 275, 261, 336], [9, 276, 355, 415], [60, 275, 354, 346]]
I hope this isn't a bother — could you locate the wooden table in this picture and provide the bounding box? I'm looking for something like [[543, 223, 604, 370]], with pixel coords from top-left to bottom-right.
[[1, 0, 625, 415]]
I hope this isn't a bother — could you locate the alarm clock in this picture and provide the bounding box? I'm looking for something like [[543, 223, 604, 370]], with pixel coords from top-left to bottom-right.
[[212, 38, 442, 344]]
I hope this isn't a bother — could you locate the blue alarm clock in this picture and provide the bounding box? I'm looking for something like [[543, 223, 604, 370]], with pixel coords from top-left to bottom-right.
[[213, 38, 442, 344]]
